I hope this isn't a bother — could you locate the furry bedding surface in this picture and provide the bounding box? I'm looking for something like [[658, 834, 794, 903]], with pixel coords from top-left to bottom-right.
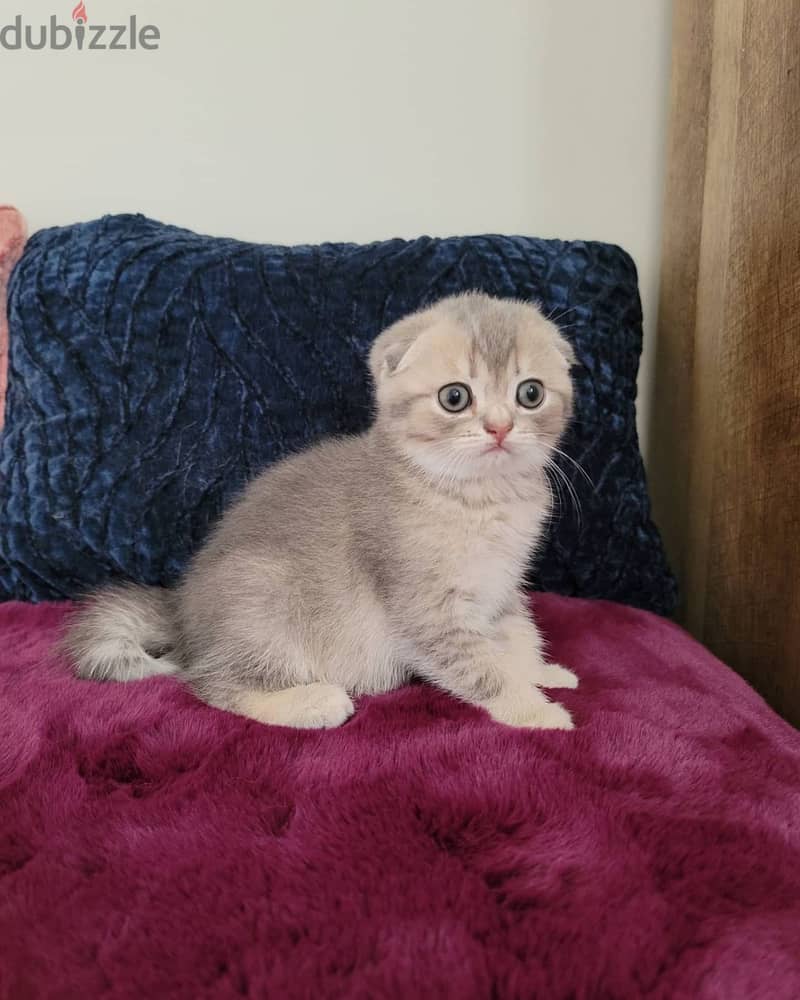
[[1, 595, 799, 999]]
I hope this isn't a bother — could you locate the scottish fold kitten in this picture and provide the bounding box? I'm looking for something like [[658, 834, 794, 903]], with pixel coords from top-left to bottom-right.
[[65, 293, 579, 729]]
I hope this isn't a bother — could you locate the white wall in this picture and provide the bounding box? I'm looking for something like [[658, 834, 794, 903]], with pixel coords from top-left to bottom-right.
[[2, 0, 672, 452]]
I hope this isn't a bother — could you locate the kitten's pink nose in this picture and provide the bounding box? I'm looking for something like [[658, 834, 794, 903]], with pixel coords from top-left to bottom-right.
[[484, 419, 513, 445]]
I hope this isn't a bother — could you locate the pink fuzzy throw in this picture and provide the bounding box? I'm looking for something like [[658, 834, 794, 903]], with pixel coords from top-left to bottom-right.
[[1, 594, 799, 998]]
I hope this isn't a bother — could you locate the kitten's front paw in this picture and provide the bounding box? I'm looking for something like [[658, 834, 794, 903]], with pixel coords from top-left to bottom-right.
[[532, 662, 579, 689], [488, 696, 574, 731]]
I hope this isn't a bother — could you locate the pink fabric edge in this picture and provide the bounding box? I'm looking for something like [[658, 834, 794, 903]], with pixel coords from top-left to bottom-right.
[[0, 206, 28, 429]]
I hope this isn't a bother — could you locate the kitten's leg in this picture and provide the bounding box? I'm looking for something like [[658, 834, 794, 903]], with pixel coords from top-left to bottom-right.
[[180, 605, 355, 728], [227, 683, 355, 729], [499, 606, 579, 690], [417, 626, 574, 730]]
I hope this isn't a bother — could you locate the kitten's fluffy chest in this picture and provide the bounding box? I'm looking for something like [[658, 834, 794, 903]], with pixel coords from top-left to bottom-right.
[[422, 495, 541, 623]]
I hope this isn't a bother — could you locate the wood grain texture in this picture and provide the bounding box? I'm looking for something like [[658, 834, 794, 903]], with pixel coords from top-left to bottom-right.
[[648, 0, 714, 604], [683, 0, 746, 640], [655, 0, 800, 725]]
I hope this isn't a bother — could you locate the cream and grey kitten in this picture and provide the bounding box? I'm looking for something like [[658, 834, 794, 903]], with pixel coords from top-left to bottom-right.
[[64, 293, 580, 730]]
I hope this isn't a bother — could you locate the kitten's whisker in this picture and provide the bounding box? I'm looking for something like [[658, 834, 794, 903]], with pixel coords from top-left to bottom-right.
[[543, 466, 564, 521], [551, 472, 581, 528], [550, 447, 595, 489], [526, 440, 583, 528], [545, 306, 580, 326], [547, 460, 583, 528]]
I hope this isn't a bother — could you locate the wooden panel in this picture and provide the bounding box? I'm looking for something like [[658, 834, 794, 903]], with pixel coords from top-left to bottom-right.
[[702, 0, 800, 722], [655, 0, 800, 725], [683, 0, 746, 639], [648, 0, 714, 607]]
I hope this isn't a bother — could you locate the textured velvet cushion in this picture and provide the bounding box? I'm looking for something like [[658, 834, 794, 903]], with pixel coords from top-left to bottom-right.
[[0, 214, 676, 611]]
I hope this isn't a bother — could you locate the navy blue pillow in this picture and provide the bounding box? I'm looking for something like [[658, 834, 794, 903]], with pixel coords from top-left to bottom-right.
[[0, 215, 676, 613]]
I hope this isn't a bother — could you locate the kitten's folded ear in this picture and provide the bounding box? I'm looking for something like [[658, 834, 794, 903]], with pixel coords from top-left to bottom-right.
[[368, 314, 428, 384]]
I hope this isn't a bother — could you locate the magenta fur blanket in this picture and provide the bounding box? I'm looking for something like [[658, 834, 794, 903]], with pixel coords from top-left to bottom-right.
[[1, 595, 799, 999]]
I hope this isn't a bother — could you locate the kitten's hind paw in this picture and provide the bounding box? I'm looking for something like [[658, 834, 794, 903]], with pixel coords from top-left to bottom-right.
[[235, 683, 355, 729]]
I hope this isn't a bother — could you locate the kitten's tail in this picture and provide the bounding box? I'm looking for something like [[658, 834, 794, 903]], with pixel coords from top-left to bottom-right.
[[62, 583, 181, 682]]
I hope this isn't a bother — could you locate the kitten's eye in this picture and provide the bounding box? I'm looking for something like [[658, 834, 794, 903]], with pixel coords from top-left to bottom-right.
[[438, 383, 472, 413], [516, 379, 546, 409]]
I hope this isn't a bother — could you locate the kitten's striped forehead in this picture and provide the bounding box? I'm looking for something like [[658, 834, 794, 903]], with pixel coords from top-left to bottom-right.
[[468, 327, 518, 379], [444, 295, 521, 379]]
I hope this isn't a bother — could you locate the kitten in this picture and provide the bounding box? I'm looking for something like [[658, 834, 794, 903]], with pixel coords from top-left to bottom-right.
[[64, 293, 579, 730]]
